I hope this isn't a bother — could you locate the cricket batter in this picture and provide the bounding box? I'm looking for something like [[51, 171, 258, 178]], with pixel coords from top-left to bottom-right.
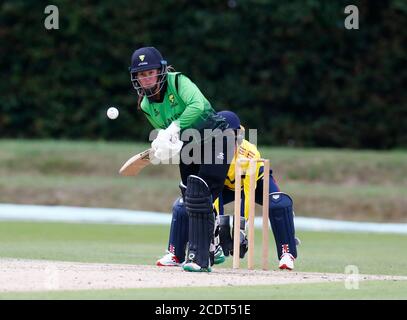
[[129, 46, 235, 272]]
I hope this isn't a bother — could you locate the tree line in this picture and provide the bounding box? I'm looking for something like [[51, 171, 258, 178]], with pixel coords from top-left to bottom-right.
[[1, 0, 405, 149]]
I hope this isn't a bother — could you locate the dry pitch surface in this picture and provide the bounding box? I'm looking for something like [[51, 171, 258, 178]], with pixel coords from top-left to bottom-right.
[[1, 259, 406, 292]]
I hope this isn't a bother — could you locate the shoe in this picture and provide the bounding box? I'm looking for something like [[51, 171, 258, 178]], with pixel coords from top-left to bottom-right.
[[156, 251, 181, 267], [214, 246, 225, 265], [279, 253, 295, 270], [183, 261, 212, 272]]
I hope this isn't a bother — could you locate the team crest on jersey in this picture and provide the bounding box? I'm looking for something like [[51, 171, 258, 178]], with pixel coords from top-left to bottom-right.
[[168, 94, 177, 107], [139, 55, 145, 61], [154, 108, 159, 116]]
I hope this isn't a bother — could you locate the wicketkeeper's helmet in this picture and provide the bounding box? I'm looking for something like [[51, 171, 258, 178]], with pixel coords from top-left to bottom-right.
[[217, 111, 241, 130], [218, 110, 245, 145]]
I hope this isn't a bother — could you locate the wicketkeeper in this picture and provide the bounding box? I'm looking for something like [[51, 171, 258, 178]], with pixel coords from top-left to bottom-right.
[[156, 111, 299, 270]]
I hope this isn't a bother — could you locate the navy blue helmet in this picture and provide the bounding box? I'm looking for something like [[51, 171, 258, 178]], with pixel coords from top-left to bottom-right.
[[129, 47, 168, 97], [218, 110, 245, 144], [217, 110, 241, 130]]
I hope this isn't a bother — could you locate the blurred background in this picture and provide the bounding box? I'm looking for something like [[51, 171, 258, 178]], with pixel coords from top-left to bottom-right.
[[0, 0, 406, 222]]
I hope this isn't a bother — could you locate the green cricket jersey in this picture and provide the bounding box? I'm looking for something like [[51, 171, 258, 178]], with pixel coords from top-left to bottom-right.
[[140, 72, 227, 139]]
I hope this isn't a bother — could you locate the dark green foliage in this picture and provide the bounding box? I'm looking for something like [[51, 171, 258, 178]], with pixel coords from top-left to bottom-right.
[[1, 0, 405, 148]]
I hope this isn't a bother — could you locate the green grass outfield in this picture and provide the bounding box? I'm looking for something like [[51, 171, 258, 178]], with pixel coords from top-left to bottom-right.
[[0, 221, 406, 300], [2, 281, 406, 300], [1, 139, 406, 222]]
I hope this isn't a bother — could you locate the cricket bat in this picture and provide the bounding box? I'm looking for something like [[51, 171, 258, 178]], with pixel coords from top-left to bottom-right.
[[119, 148, 153, 176]]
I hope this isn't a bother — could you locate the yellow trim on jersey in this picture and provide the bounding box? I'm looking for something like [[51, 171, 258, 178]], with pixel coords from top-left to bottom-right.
[[213, 139, 266, 219]]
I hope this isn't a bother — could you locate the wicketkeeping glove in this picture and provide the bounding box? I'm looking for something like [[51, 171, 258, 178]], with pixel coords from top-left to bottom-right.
[[219, 215, 233, 256], [230, 216, 248, 259]]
